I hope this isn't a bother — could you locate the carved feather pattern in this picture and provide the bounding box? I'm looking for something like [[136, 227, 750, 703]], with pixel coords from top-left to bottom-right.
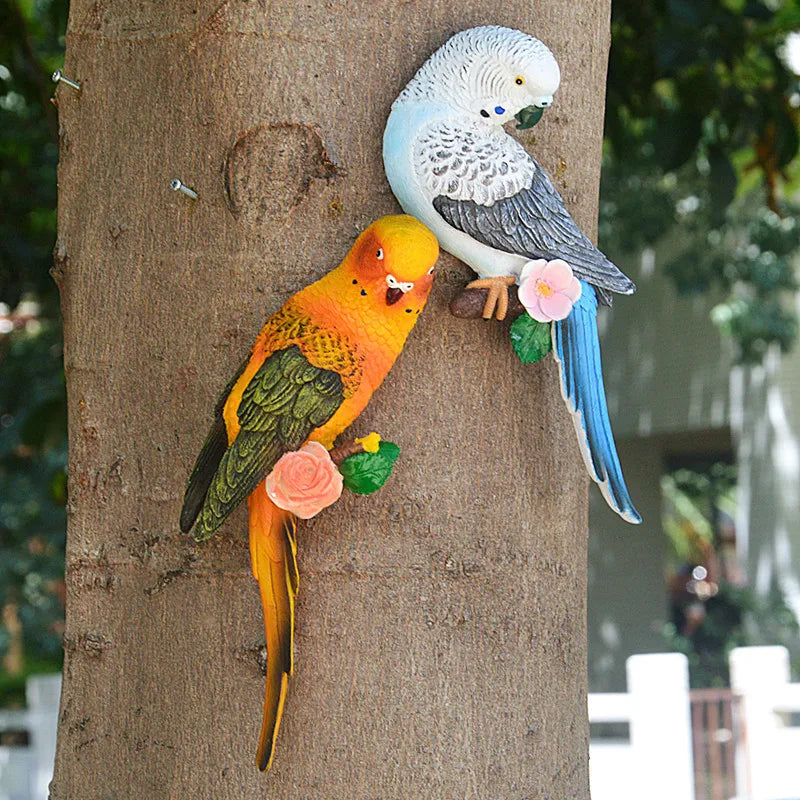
[[413, 119, 535, 205], [432, 163, 636, 298]]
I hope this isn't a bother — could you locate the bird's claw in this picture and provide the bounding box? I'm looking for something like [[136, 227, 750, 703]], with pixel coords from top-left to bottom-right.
[[465, 276, 517, 320]]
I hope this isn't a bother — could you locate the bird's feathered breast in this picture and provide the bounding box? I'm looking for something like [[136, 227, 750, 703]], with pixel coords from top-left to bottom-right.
[[413, 118, 535, 204], [259, 302, 364, 397], [261, 277, 420, 408]]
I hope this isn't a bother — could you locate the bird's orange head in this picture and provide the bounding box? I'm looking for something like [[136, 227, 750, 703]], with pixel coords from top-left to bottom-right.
[[345, 215, 439, 313]]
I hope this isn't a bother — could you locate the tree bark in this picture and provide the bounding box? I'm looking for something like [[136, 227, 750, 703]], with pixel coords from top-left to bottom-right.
[[52, 2, 610, 798]]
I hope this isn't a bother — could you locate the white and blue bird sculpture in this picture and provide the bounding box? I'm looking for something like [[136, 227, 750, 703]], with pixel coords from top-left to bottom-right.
[[383, 25, 641, 523]]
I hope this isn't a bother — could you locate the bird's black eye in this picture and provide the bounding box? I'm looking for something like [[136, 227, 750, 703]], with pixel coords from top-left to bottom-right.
[[376, 248, 384, 260], [480, 109, 490, 118], [515, 76, 524, 86]]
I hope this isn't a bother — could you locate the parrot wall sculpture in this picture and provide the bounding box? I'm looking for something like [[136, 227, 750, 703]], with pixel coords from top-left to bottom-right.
[[179, 215, 439, 770], [383, 25, 642, 524]]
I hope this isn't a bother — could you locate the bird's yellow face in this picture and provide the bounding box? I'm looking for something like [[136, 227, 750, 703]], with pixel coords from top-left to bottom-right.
[[347, 215, 439, 316]]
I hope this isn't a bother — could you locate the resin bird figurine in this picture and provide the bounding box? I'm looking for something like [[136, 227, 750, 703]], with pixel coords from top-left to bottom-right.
[[384, 26, 641, 523], [179, 215, 439, 770]]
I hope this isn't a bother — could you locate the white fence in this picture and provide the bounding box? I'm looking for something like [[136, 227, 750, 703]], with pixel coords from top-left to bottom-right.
[[589, 653, 695, 800], [730, 646, 800, 800], [589, 646, 800, 800], [0, 675, 60, 800]]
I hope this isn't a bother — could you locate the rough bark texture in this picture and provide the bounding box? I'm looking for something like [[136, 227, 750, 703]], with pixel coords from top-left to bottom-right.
[[52, 2, 610, 798]]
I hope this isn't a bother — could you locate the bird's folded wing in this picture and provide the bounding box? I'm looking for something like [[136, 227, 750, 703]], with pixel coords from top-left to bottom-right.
[[179, 355, 250, 533], [433, 166, 636, 297], [194, 345, 344, 538]]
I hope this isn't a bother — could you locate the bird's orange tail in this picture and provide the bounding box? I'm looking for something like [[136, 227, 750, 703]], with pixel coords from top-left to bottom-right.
[[247, 488, 298, 771]]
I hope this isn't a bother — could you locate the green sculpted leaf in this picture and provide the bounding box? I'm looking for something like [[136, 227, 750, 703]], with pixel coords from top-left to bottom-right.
[[339, 441, 401, 495], [510, 313, 552, 365], [515, 106, 545, 130]]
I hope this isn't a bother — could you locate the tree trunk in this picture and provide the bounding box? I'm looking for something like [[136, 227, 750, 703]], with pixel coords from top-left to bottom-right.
[[52, 2, 609, 797]]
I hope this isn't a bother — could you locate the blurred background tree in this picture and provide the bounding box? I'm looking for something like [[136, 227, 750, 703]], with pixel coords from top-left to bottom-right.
[[0, 0, 69, 702], [2, 0, 800, 697], [601, 0, 800, 363]]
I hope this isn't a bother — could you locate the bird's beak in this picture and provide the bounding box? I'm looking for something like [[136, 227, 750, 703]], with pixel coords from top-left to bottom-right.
[[515, 105, 547, 130], [386, 287, 403, 305]]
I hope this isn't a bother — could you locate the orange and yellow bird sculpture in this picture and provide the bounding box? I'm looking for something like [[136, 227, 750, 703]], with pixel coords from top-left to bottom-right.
[[179, 215, 438, 770]]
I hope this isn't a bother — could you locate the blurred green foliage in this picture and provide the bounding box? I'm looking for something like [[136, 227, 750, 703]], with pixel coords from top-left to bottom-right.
[[0, 322, 66, 660], [0, 0, 68, 675], [662, 462, 800, 687], [1, 0, 66, 311], [662, 462, 737, 568], [0, 657, 59, 707], [663, 580, 800, 687], [601, 0, 800, 362]]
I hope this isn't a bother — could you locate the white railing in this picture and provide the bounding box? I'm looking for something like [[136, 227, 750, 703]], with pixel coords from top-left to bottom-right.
[[589, 647, 800, 800], [589, 652, 696, 800], [0, 674, 60, 800], [730, 646, 800, 800]]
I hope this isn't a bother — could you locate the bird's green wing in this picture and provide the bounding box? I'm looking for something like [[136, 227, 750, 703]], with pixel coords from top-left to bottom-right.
[[179, 356, 250, 534], [193, 345, 344, 540]]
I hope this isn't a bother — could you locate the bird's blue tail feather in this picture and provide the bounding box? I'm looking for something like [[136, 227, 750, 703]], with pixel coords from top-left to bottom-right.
[[552, 282, 641, 524]]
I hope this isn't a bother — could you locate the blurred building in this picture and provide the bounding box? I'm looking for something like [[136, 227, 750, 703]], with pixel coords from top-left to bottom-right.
[[588, 244, 800, 691]]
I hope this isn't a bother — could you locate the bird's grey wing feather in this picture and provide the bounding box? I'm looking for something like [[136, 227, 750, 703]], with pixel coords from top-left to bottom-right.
[[433, 164, 635, 300]]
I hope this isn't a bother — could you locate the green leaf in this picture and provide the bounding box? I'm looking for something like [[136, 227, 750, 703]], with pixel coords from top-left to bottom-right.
[[510, 313, 552, 364], [742, 1, 773, 21], [707, 147, 738, 222], [773, 106, 799, 169], [653, 109, 704, 171], [339, 441, 400, 495], [515, 106, 544, 130], [668, 0, 702, 26]]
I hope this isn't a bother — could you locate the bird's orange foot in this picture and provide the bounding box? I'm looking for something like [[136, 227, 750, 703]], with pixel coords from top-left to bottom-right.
[[465, 275, 517, 320]]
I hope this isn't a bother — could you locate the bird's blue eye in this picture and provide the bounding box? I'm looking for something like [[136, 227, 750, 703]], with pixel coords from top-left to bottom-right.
[[494, 106, 506, 115]]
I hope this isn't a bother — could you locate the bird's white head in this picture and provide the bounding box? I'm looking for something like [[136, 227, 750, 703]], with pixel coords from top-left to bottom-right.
[[394, 26, 561, 127]]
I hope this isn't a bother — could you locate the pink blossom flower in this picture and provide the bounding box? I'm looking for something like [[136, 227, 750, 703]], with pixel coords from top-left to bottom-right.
[[265, 441, 343, 519], [517, 259, 582, 322]]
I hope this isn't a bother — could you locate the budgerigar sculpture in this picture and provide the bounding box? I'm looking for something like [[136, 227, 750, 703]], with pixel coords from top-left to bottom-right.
[[180, 215, 439, 770], [384, 25, 641, 523]]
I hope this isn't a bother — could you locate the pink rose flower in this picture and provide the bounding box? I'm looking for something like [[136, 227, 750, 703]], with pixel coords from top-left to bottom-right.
[[265, 441, 343, 519], [517, 259, 582, 322]]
